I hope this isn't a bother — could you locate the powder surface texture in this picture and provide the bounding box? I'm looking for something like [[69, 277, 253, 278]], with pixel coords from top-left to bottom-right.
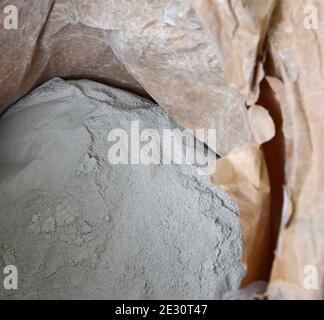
[[0, 78, 244, 299]]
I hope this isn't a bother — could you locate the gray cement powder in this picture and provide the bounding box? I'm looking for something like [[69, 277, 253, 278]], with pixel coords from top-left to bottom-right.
[[0, 78, 244, 299]]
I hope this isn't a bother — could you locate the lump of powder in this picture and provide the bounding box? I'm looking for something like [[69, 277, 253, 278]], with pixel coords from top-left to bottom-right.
[[0, 78, 244, 299]]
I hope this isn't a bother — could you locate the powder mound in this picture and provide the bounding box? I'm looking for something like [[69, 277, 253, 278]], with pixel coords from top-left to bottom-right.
[[0, 78, 244, 299]]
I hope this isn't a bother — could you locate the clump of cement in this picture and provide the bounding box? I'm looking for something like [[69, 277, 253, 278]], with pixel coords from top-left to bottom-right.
[[0, 78, 244, 299]]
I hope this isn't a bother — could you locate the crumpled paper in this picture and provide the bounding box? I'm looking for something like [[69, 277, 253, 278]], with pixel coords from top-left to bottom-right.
[[265, 0, 324, 299], [191, 0, 277, 105], [1, 0, 323, 299], [0, 0, 253, 156], [194, 0, 324, 299]]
